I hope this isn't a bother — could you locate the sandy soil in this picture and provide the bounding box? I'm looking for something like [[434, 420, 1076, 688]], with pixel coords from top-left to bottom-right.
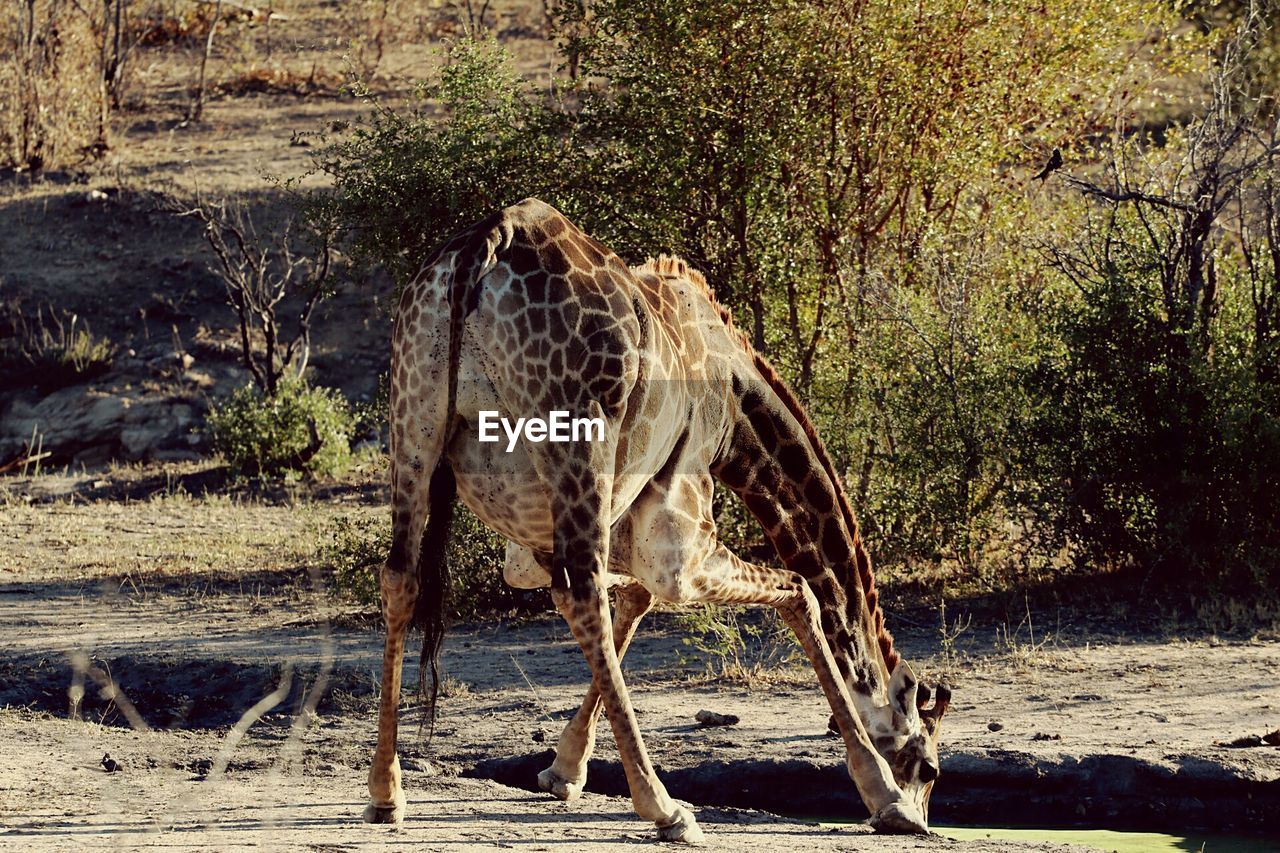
[[2, 2, 1278, 849], [0, 714, 1090, 853], [1, 496, 1277, 850]]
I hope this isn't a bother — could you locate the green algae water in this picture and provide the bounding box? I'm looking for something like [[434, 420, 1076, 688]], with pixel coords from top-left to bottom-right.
[[933, 825, 1279, 852]]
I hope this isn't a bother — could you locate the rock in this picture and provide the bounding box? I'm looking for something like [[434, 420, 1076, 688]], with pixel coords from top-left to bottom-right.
[[988, 722, 1004, 732], [0, 386, 206, 465], [146, 349, 194, 374], [695, 710, 739, 727]]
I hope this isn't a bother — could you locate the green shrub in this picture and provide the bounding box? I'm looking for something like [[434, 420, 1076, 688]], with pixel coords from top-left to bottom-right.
[[1008, 89, 1280, 616], [206, 377, 354, 477], [324, 514, 384, 607], [1013, 212, 1280, 612], [304, 36, 567, 287], [672, 605, 797, 681], [324, 506, 542, 620]]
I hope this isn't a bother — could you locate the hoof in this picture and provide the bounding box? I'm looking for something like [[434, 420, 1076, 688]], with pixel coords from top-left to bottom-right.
[[537, 767, 585, 802], [363, 789, 406, 824], [656, 805, 704, 844], [869, 801, 928, 835]]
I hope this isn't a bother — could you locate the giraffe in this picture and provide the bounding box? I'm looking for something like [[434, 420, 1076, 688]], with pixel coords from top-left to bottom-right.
[[368, 198, 952, 842]]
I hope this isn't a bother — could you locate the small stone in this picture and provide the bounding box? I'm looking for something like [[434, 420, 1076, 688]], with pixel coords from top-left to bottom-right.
[[532, 730, 546, 743], [987, 722, 1004, 732], [695, 710, 739, 727]]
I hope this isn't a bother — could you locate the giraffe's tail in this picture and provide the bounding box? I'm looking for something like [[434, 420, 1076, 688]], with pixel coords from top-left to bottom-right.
[[413, 459, 455, 741], [407, 215, 514, 741]]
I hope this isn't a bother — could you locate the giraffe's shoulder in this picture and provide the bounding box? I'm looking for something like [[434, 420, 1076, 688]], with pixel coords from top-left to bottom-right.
[[499, 197, 573, 233]]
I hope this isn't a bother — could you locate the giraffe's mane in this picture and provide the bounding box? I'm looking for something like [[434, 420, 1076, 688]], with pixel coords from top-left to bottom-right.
[[632, 255, 711, 293], [633, 254, 899, 674]]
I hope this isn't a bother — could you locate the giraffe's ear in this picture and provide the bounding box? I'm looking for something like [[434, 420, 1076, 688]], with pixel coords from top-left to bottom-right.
[[888, 660, 921, 723]]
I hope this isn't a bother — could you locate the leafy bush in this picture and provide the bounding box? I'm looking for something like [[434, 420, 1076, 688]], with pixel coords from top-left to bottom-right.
[[828, 229, 1047, 582], [1008, 50, 1280, 616], [305, 36, 567, 286], [1014, 201, 1280, 613], [325, 507, 542, 620], [672, 605, 797, 681], [324, 514, 384, 607], [206, 377, 354, 477]]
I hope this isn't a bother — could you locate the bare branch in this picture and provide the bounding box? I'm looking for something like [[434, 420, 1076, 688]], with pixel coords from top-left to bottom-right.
[[164, 194, 332, 396], [1061, 175, 1196, 213]]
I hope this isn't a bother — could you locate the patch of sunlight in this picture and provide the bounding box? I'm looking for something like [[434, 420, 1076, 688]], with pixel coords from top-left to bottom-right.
[[935, 825, 1279, 853]]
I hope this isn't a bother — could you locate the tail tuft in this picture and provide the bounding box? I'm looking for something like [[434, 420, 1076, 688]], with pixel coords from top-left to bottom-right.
[[415, 460, 456, 741]]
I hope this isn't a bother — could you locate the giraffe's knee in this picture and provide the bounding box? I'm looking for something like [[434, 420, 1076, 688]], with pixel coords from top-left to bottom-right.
[[503, 542, 551, 590], [614, 580, 656, 617], [379, 564, 419, 626]]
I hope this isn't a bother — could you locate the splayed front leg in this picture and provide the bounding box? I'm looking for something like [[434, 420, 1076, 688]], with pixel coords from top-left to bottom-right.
[[670, 541, 927, 835], [539, 580, 655, 801]]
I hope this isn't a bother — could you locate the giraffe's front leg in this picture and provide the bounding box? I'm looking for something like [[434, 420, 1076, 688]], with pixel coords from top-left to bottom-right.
[[680, 544, 926, 834], [364, 564, 416, 823], [538, 580, 654, 801]]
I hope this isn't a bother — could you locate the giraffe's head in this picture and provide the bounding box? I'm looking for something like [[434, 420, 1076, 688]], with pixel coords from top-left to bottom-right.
[[862, 660, 952, 821]]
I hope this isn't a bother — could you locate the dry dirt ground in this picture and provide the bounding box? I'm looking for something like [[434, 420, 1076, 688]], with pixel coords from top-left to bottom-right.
[[2, 486, 1279, 851], [2, 3, 1279, 850]]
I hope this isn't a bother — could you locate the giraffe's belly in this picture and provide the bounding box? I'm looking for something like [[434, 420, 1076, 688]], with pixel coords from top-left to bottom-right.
[[447, 423, 555, 551]]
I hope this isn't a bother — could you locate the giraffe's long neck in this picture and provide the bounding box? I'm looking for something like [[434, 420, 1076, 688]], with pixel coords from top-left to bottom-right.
[[712, 363, 896, 703]]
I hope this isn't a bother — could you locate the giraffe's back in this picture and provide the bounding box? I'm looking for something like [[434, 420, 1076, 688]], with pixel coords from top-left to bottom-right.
[[393, 199, 744, 553]]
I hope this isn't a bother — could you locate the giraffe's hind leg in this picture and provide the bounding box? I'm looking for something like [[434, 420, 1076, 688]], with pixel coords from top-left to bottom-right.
[[538, 414, 702, 843], [538, 580, 654, 801], [364, 562, 414, 823]]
